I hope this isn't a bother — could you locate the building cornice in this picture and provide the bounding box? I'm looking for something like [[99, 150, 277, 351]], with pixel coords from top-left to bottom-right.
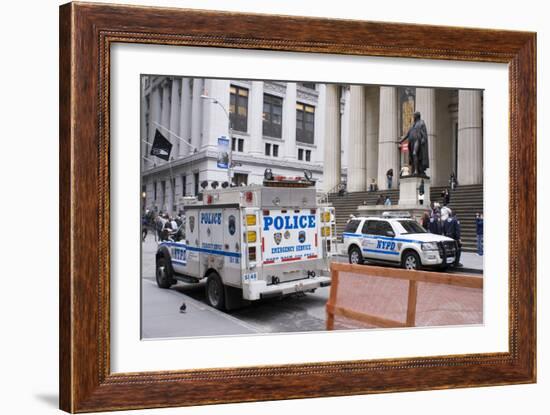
[[141, 150, 323, 179]]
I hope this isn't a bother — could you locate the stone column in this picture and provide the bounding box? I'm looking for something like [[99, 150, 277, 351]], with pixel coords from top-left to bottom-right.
[[340, 87, 350, 173], [179, 78, 193, 157], [457, 90, 483, 185], [140, 79, 147, 171], [346, 85, 367, 192], [149, 86, 162, 167], [315, 84, 327, 164], [160, 81, 171, 166], [323, 84, 341, 192], [365, 86, 380, 189], [202, 79, 230, 150], [169, 79, 181, 158], [190, 78, 204, 151], [283, 82, 297, 160], [377, 87, 400, 190], [248, 81, 264, 156], [161, 80, 171, 130], [415, 87, 437, 181]]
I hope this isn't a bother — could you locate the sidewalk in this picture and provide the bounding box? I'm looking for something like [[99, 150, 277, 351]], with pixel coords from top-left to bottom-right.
[[459, 251, 483, 274]]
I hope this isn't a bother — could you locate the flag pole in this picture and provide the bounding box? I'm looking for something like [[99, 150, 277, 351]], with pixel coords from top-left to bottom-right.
[[152, 121, 196, 152]]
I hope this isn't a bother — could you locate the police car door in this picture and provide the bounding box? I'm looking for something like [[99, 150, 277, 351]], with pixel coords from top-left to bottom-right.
[[373, 221, 399, 261], [182, 209, 200, 277], [222, 208, 242, 287], [360, 220, 380, 259]]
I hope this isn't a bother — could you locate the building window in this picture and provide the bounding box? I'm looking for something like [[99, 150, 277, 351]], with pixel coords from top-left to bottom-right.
[[262, 94, 283, 138], [181, 175, 187, 197], [299, 82, 316, 90], [161, 181, 166, 206], [265, 143, 279, 157], [233, 173, 248, 186], [232, 137, 244, 152], [296, 103, 315, 144], [193, 172, 199, 196], [297, 148, 311, 162], [153, 181, 157, 200], [229, 85, 248, 132]]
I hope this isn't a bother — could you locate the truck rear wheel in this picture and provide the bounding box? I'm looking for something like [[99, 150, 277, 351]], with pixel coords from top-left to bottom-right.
[[156, 256, 174, 289], [206, 272, 225, 310]]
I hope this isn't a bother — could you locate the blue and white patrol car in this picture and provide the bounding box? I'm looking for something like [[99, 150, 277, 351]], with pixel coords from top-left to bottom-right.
[[342, 213, 458, 270], [155, 173, 335, 311]]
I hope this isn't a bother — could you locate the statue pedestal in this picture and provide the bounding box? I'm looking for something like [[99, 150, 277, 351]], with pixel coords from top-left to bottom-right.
[[398, 175, 431, 207], [357, 175, 431, 223]]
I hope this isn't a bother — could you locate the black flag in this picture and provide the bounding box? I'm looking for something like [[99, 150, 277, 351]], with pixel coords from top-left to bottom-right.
[[150, 129, 173, 161]]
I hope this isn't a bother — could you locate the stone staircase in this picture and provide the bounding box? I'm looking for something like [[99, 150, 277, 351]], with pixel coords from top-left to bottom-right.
[[430, 185, 483, 252], [327, 184, 483, 252], [327, 188, 399, 238]]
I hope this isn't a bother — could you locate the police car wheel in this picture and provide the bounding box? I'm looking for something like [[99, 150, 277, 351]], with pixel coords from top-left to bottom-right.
[[156, 257, 173, 289], [402, 251, 421, 270], [206, 272, 225, 310], [349, 246, 364, 265]]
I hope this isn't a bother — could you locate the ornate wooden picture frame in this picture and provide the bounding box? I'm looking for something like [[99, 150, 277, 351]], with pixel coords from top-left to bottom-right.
[[59, 2, 536, 412]]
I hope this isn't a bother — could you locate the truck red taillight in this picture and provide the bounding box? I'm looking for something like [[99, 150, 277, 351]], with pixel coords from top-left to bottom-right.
[[262, 237, 265, 252]]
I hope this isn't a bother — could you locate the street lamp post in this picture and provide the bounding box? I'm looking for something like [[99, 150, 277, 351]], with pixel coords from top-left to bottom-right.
[[200, 94, 233, 185]]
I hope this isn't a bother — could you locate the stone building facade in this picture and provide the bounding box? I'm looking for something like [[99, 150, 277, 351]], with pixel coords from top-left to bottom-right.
[[141, 76, 483, 214]]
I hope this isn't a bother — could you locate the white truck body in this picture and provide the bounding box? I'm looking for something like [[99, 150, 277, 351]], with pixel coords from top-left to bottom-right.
[[156, 183, 335, 308]]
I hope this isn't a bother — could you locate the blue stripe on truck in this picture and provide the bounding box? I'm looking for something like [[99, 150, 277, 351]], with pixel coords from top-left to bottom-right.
[[159, 242, 241, 258]]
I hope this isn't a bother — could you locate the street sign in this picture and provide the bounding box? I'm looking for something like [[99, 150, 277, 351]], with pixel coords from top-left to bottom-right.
[[217, 136, 229, 169]]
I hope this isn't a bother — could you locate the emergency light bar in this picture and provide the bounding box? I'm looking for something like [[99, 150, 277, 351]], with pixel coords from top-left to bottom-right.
[[381, 211, 412, 218], [262, 168, 316, 188]]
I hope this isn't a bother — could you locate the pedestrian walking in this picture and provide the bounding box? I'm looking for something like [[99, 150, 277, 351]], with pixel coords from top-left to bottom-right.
[[441, 188, 450, 205], [449, 172, 457, 190], [476, 213, 484, 256], [141, 212, 148, 241], [384, 195, 392, 206], [386, 168, 393, 189]]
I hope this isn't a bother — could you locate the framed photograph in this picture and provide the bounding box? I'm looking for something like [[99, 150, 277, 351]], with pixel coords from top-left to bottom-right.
[[59, 2, 536, 412]]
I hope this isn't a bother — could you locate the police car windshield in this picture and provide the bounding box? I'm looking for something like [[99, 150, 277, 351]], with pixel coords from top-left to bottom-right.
[[396, 220, 426, 234]]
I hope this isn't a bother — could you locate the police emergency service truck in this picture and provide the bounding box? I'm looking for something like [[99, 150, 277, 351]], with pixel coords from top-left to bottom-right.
[[342, 213, 458, 270], [155, 174, 335, 310]]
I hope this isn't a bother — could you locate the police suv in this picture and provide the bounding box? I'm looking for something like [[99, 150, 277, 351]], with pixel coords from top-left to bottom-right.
[[342, 213, 458, 270], [155, 172, 336, 310]]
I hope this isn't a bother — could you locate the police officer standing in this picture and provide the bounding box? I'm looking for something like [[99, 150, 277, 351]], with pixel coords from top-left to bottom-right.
[[428, 213, 441, 234], [443, 212, 463, 267]]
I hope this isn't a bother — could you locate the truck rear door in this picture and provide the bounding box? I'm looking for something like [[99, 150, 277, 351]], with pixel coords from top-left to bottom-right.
[[221, 208, 242, 287], [181, 209, 200, 277]]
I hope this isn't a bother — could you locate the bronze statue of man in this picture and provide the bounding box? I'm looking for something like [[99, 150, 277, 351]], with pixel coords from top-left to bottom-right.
[[400, 111, 430, 176]]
